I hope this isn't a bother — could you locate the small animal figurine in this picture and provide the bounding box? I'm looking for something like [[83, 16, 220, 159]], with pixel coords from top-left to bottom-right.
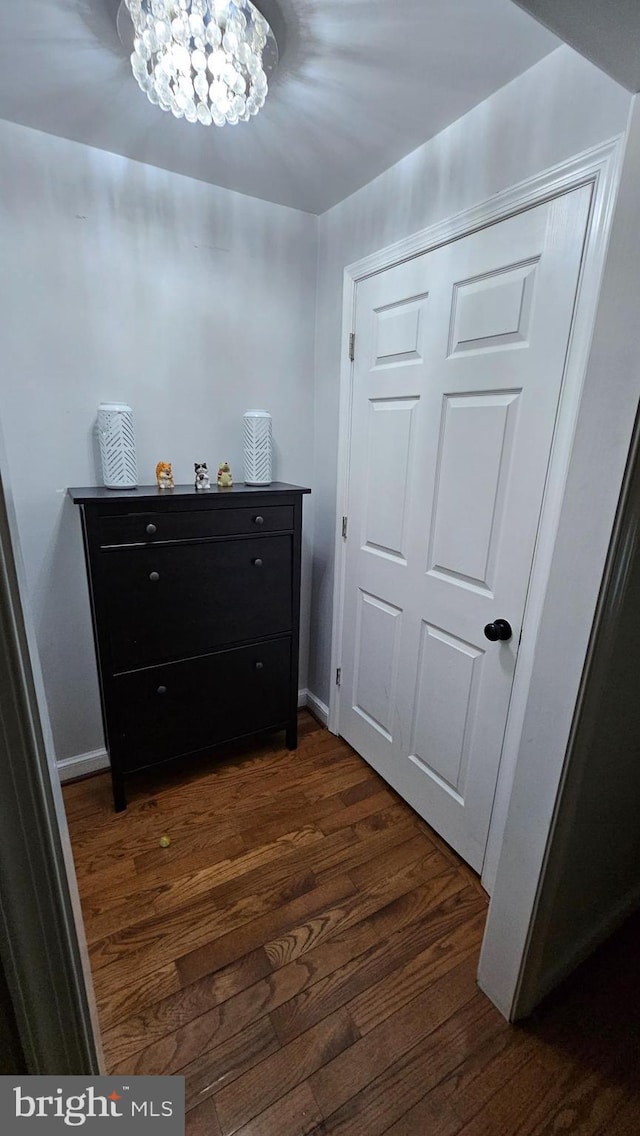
[[156, 461, 174, 490], [217, 461, 233, 488], [194, 461, 210, 490]]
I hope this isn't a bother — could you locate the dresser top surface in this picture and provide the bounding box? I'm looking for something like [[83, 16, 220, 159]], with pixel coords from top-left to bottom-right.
[[68, 482, 311, 504]]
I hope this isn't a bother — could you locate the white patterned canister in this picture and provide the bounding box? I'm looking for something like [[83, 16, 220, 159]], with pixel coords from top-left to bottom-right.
[[97, 402, 138, 489], [243, 409, 272, 485]]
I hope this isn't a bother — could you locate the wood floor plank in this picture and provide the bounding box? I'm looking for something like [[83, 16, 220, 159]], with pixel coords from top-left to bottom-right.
[[81, 827, 245, 885], [95, 962, 182, 1033], [131, 826, 271, 881], [347, 908, 486, 1036], [317, 789, 396, 834], [62, 712, 639, 1136], [103, 828, 333, 939], [338, 777, 383, 807], [309, 956, 482, 1119], [304, 819, 427, 887], [110, 971, 288, 1077], [90, 865, 319, 971], [69, 793, 260, 868], [266, 869, 472, 977], [452, 1055, 561, 1136], [176, 875, 359, 988], [595, 1095, 640, 1136], [105, 881, 484, 1069], [313, 996, 505, 1136], [179, 1017, 281, 1095], [382, 1082, 464, 1136], [101, 949, 272, 1063], [99, 829, 359, 965], [156, 828, 355, 923], [437, 1024, 536, 1123], [525, 1067, 628, 1136], [233, 1083, 323, 1136], [302, 769, 380, 806], [413, 818, 488, 898], [114, 1010, 279, 1085], [264, 862, 465, 971], [185, 1096, 222, 1136], [349, 803, 423, 840], [74, 856, 141, 901], [271, 889, 486, 1046], [214, 1007, 360, 1136]]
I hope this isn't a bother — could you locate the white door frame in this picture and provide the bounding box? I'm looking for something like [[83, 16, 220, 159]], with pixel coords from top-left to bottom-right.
[[328, 136, 624, 900], [0, 441, 103, 1072]]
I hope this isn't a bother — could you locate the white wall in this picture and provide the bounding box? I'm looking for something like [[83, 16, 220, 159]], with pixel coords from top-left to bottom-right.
[[479, 94, 640, 1017], [517, 417, 640, 1010], [0, 119, 317, 764], [308, 46, 632, 706]]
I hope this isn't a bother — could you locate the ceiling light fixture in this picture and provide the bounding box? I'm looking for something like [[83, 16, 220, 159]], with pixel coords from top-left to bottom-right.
[[123, 0, 278, 126]]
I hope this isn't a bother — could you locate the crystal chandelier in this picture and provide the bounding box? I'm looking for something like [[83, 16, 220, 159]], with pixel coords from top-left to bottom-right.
[[124, 0, 278, 127]]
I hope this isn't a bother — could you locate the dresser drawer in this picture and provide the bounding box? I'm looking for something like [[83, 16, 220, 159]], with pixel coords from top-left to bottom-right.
[[112, 637, 291, 772], [102, 534, 292, 670], [98, 505, 293, 548]]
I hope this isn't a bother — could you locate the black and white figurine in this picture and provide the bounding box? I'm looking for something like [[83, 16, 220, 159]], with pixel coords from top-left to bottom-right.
[[194, 462, 210, 490]]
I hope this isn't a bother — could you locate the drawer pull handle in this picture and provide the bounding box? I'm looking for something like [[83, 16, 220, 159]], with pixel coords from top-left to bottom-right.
[[254, 661, 264, 671], [149, 571, 160, 582], [253, 515, 265, 526], [146, 523, 157, 535], [253, 558, 263, 567], [157, 685, 167, 695]]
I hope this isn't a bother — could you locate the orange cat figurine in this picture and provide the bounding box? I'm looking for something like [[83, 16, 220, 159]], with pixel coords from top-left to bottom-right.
[[156, 461, 174, 489]]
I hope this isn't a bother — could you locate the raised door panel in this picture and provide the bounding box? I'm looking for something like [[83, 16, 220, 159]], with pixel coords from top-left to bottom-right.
[[427, 391, 521, 595], [353, 590, 403, 741], [363, 398, 419, 563], [409, 623, 484, 798], [448, 260, 538, 355], [373, 294, 429, 367]]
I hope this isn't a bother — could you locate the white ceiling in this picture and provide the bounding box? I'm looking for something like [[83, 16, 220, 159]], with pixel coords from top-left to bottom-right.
[[515, 0, 640, 92], [0, 0, 559, 214]]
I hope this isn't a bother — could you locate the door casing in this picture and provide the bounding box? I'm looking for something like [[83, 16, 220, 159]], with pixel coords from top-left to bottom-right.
[[329, 137, 624, 899]]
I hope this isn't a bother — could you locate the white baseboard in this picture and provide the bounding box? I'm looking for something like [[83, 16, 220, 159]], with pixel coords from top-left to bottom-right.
[[57, 748, 110, 783], [58, 694, 329, 782], [302, 689, 330, 727]]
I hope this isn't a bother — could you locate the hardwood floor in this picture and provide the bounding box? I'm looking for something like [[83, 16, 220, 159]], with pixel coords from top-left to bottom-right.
[[63, 712, 640, 1135]]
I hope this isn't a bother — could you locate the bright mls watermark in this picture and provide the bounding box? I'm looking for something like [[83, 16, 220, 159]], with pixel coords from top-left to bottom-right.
[[0, 1078, 185, 1134]]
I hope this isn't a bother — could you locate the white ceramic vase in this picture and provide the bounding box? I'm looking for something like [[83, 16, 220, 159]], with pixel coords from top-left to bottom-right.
[[97, 402, 138, 489], [243, 409, 272, 485]]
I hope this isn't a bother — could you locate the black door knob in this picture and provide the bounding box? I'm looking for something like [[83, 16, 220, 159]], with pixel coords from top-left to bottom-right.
[[157, 685, 167, 695], [254, 661, 264, 670], [253, 515, 264, 525], [146, 523, 157, 535], [149, 571, 160, 582], [253, 558, 263, 567], [484, 619, 513, 642]]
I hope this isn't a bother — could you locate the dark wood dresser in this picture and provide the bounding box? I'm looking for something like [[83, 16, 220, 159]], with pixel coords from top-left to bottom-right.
[[69, 483, 310, 811]]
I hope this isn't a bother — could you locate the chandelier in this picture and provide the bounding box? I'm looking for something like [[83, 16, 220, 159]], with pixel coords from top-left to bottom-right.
[[123, 0, 278, 127]]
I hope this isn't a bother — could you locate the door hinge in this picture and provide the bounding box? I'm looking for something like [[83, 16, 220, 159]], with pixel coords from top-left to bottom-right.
[[341, 515, 348, 539], [335, 667, 342, 687], [348, 332, 355, 362]]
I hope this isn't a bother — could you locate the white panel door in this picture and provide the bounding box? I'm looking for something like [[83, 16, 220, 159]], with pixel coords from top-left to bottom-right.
[[339, 187, 591, 873]]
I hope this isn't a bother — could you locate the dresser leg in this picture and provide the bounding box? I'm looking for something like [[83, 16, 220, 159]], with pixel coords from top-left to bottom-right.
[[112, 775, 127, 813], [286, 720, 298, 750]]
